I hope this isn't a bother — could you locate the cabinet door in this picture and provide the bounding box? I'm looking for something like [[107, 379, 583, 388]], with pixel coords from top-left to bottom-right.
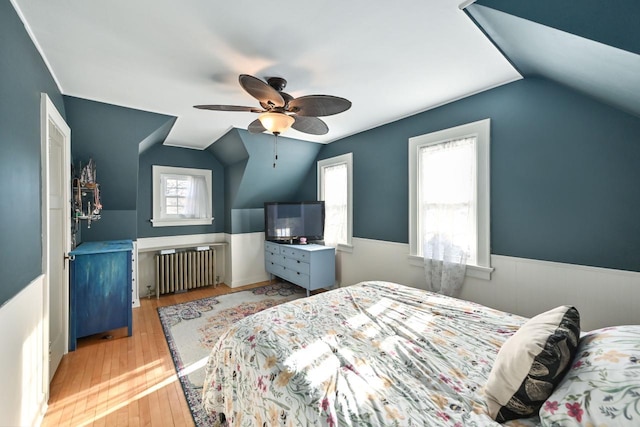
[[72, 251, 130, 338]]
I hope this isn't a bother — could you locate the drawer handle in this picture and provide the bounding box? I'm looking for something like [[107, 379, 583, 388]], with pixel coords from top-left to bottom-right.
[[296, 260, 300, 264]]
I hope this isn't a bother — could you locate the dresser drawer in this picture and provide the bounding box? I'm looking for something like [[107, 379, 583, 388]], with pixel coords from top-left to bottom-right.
[[265, 241, 281, 254], [266, 251, 285, 264], [267, 262, 287, 278], [283, 256, 310, 274], [280, 246, 309, 262], [286, 270, 310, 288]]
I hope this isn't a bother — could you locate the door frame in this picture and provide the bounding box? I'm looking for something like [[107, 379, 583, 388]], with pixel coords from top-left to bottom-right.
[[40, 93, 71, 396]]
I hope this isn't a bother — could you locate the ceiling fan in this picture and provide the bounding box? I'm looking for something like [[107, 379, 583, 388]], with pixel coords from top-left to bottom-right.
[[194, 74, 352, 136]]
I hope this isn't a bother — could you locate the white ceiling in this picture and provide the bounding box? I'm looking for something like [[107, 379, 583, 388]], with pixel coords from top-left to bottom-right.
[[13, 0, 521, 149]]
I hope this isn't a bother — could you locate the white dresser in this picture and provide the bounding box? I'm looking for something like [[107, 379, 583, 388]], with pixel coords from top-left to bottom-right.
[[264, 241, 335, 296]]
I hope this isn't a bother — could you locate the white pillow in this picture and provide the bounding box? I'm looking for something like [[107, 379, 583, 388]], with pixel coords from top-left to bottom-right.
[[485, 305, 580, 422], [539, 325, 640, 426]]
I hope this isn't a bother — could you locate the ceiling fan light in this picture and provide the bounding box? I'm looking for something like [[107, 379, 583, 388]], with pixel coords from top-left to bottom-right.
[[258, 112, 294, 134]]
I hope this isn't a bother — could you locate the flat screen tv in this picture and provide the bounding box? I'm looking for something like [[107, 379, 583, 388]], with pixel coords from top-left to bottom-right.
[[264, 201, 325, 243]]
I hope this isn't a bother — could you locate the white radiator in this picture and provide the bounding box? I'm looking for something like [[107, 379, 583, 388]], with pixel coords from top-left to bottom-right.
[[155, 248, 216, 298]]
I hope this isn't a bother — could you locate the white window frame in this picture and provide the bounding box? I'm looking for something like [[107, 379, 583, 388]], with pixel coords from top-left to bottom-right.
[[317, 153, 353, 252], [151, 165, 213, 227], [408, 119, 492, 280]]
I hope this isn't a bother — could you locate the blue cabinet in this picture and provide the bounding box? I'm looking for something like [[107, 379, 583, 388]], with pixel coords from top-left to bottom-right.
[[265, 242, 335, 296], [69, 240, 133, 351]]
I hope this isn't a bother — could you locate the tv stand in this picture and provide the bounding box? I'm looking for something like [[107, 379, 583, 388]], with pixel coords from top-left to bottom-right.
[[265, 241, 335, 296]]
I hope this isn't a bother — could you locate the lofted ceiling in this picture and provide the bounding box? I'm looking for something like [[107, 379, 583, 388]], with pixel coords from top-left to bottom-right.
[[11, 0, 521, 150]]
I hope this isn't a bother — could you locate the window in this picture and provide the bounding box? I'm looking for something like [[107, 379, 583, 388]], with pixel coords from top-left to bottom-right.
[[409, 119, 491, 278], [152, 165, 213, 227], [318, 153, 353, 249]]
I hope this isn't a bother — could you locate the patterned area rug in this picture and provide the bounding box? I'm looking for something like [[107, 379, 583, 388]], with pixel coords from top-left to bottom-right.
[[158, 282, 306, 426]]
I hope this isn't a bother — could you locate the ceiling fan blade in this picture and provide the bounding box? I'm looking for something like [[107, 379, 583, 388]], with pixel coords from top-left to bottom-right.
[[194, 104, 263, 113], [288, 95, 352, 117], [239, 74, 285, 108], [291, 116, 329, 135], [248, 119, 267, 134]]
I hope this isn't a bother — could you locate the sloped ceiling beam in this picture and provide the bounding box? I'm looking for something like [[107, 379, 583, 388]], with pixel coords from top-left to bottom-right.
[[139, 117, 177, 154], [207, 129, 322, 210], [475, 0, 640, 55], [467, 3, 640, 118]]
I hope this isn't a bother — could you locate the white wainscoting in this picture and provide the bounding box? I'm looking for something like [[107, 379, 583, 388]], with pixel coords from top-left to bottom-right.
[[460, 255, 640, 332], [136, 232, 269, 296], [136, 233, 227, 298], [0, 275, 47, 427], [337, 237, 640, 331], [227, 232, 270, 288], [136, 234, 639, 330]]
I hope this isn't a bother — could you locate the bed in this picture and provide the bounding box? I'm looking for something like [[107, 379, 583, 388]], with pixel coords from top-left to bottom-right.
[[202, 281, 640, 426]]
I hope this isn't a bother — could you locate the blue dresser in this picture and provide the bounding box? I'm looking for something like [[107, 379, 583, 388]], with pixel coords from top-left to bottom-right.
[[265, 242, 335, 296], [69, 240, 133, 351]]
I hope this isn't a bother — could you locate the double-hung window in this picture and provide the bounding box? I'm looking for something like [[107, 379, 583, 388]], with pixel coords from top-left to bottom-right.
[[409, 119, 492, 279], [317, 153, 353, 249], [152, 165, 213, 227]]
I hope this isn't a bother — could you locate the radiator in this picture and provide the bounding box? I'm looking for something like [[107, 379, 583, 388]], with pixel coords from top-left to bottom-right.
[[155, 248, 216, 298]]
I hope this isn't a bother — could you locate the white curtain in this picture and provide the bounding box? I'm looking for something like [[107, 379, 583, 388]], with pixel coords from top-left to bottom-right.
[[323, 163, 348, 246], [420, 137, 475, 297], [423, 235, 468, 297], [183, 175, 210, 219]]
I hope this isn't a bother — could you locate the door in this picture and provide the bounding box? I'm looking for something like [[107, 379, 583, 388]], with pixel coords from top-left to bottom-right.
[[42, 94, 71, 384]]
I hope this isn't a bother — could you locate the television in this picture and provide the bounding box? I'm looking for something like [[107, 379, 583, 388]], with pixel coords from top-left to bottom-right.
[[264, 201, 325, 243]]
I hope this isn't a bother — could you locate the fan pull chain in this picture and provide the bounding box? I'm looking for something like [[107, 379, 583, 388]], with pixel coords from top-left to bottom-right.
[[273, 132, 279, 168]]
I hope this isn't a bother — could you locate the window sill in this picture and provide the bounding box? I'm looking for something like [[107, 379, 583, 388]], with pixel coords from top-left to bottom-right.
[[407, 255, 493, 281], [336, 243, 354, 254], [150, 218, 213, 227]]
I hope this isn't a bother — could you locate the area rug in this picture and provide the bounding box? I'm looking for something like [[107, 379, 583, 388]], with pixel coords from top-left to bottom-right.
[[157, 282, 306, 426]]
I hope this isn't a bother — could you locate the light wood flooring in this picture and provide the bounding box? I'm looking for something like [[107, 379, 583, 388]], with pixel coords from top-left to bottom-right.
[[42, 282, 264, 427]]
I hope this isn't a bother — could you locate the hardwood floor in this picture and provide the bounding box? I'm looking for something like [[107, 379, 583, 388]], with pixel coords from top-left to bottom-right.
[[42, 282, 264, 427]]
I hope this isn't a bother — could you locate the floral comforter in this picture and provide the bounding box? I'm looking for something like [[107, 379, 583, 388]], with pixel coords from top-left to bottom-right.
[[202, 281, 541, 426]]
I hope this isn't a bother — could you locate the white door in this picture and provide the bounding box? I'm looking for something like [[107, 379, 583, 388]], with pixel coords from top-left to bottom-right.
[[42, 95, 71, 384]]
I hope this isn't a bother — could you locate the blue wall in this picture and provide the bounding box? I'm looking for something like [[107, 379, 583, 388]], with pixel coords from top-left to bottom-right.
[[63, 96, 175, 242], [232, 130, 323, 209], [3, 0, 639, 310], [0, 2, 66, 306], [208, 128, 322, 234], [299, 78, 640, 273], [137, 143, 225, 237]]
